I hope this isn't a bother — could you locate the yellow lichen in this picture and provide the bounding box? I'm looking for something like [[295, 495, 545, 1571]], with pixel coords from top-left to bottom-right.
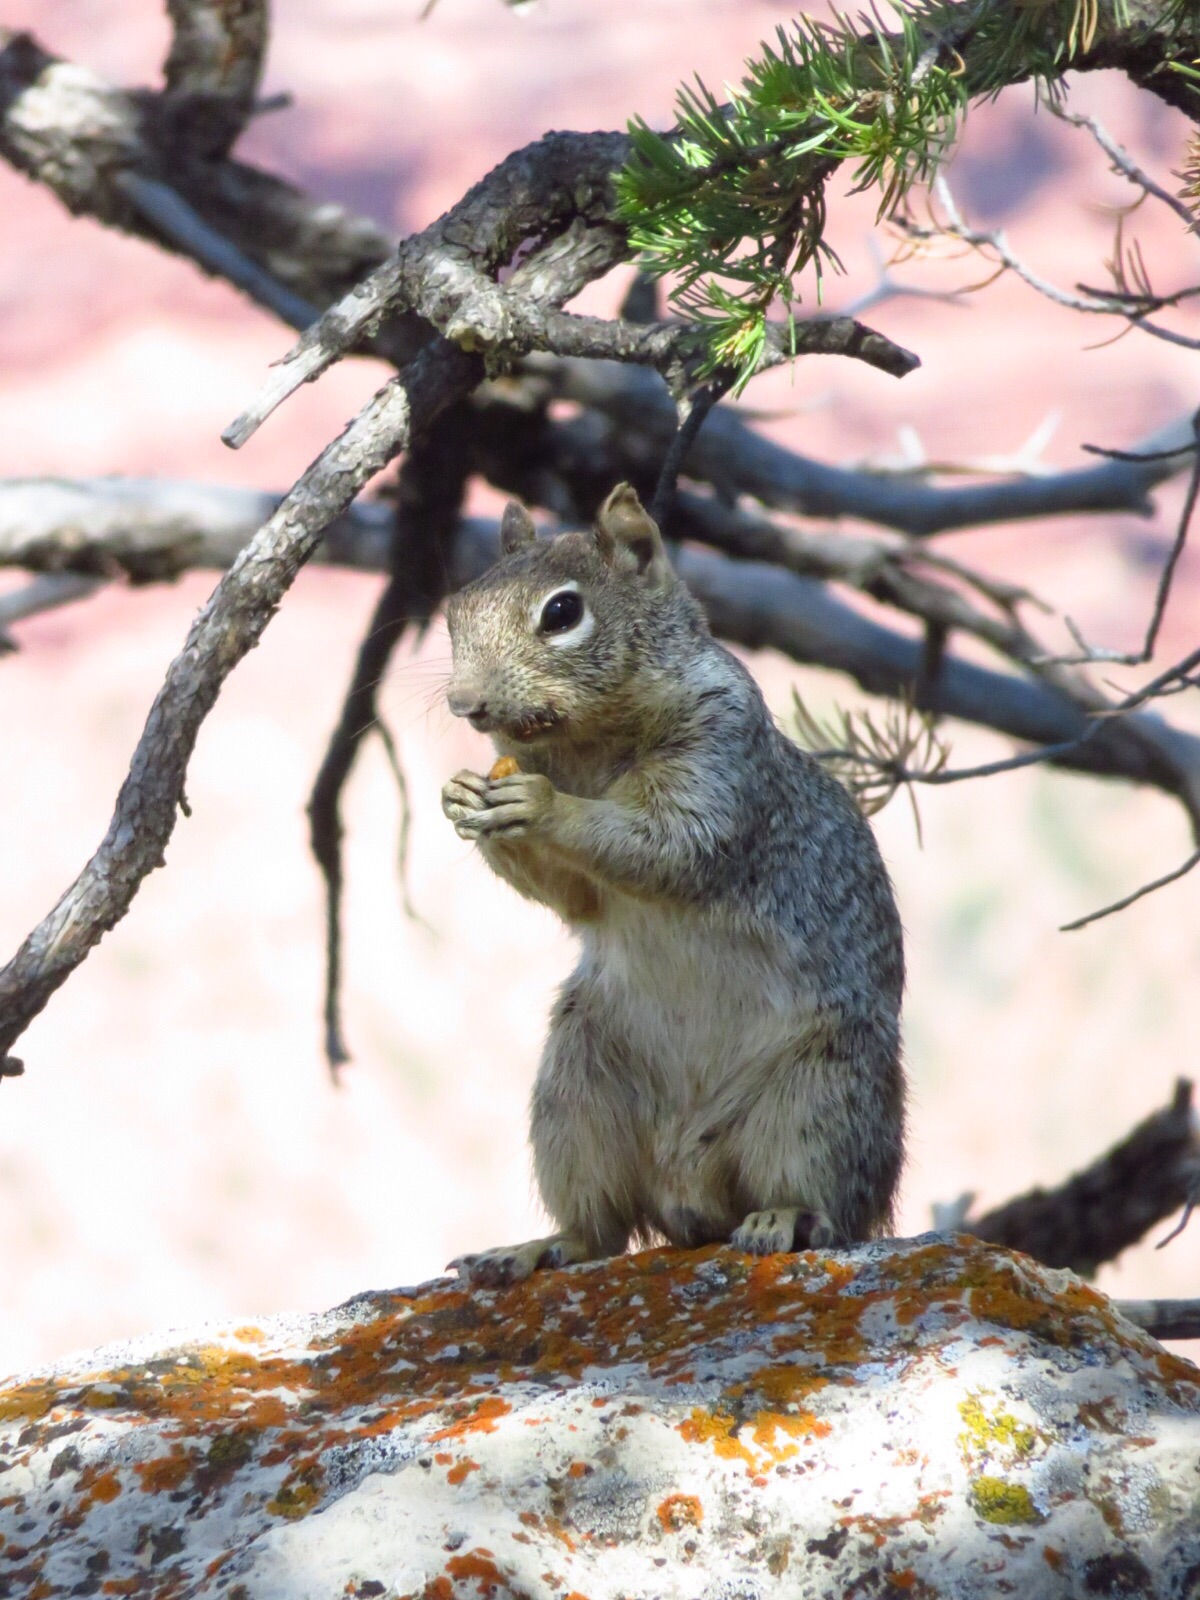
[[266, 1480, 321, 1520], [969, 1476, 1042, 1526], [958, 1392, 1042, 1467]]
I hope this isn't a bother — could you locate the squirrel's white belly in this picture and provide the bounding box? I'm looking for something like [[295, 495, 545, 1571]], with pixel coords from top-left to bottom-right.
[[580, 897, 814, 1097]]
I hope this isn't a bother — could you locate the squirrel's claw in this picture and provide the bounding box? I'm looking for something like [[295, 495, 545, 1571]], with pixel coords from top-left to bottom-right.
[[731, 1206, 838, 1256], [441, 769, 489, 827], [461, 772, 555, 839], [449, 1231, 593, 1287]]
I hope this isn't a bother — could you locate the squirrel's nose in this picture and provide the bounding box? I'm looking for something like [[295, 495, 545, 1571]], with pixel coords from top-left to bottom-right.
[[448, 687, 488, 723]]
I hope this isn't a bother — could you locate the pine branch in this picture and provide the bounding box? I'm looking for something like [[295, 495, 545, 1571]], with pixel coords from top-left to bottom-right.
[[617, 0, 1200, 385]]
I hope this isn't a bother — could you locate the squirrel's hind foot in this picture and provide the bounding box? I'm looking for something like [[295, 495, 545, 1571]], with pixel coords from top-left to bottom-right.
[[449, 1231, 593, 1287], [731, 1207, 837, 1256]]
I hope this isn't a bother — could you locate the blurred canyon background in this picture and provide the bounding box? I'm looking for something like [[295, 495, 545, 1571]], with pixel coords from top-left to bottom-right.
[[1, 0, 1198, 1374]]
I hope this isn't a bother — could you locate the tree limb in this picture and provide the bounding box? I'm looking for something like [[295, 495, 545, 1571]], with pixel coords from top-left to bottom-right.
[[0, 28, 399, 323], [3, 26, 1186, 542], [162, 0, 269, 158], [0, 138, 637, 1072], [970, 1078, 1200, 1279], [0, 351, 465, 1074], [530, 358, 1196, 537], [308, 402, 472, 1070], [6, 476, 1200, 825]]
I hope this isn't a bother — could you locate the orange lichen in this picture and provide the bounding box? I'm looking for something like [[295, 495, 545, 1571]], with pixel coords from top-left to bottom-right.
[[430, 1396, 511, 1440], [753, 1409, 830, 1448], [678, 1408, 757, 1469], [136, 1450, 195, 1493], [3, 1230, 1197, 1600], [81, 1467, 122, 1505], [750, 1364, 830, 1409], [657, 1494, 704, 1532], [445, 1547, 507, 1594]]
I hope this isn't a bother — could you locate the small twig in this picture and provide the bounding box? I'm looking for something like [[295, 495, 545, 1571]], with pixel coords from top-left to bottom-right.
[[1082, 442, 1198, 464], [1054, 107, 1199, 235], [374, 716, 427, 929], [1059, 846, 1200, 933], [222, 255, 404, 448], [651, 378, 732, 529], [1156, 1190, 1198, 1250], [1037, 409, 1200, 669], [924, 177, 1200, 350], [807, 734, 1095, 792], [836, 234, 973, 319]]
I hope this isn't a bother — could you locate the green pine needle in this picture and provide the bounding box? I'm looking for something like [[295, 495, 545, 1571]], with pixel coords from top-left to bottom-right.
[[616, 0, 1164, 390]]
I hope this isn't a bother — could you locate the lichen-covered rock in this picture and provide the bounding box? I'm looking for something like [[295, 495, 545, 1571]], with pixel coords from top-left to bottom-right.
[[1, 1235, 1198, 1599]]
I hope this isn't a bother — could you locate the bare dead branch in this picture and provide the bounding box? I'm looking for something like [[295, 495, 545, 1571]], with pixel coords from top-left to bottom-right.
[[114, 170, 319, 330], [969, 1078, 1200, 1279], [308, 400, 472, 1072], [1054, 106, 1199, 237], [7, 476, 1200, 829], [527, 358, 1196, 537], [1113, 1299, 1200, 1342], [0, 573, 103, 648], [0, 346, 476, 1075], [676, 490, 1058, 677], [0, 29, 399, 325], [163, 0, 269, 158], [0, 477, 394, 578]]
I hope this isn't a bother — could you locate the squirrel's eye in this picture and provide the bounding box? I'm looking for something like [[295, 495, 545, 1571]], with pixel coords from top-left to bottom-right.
[[539, 590, 584, 635]]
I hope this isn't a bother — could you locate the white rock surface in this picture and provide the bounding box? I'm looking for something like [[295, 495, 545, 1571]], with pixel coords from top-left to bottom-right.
[[1, 1235, 1198, 1598]]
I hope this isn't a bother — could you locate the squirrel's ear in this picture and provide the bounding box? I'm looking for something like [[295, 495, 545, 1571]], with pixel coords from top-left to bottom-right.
[[500, 501, 537, 555], [595, 483, 670, 586]]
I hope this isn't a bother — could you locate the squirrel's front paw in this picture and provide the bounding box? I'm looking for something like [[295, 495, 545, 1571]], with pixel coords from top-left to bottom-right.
[[442, 769, 489, 833], [456, 771, 555, 840]]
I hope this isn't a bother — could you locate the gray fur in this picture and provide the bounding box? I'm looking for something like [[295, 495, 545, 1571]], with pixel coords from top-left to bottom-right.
[[442, 485, 905, 1285]]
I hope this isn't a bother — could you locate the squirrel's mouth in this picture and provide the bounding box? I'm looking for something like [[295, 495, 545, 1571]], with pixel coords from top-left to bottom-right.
[[506, 708, 564, 741], [466, 705, 563, 739]]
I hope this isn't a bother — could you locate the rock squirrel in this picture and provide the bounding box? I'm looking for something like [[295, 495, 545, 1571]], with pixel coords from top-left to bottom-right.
[[441, 484, 905, 1286]]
